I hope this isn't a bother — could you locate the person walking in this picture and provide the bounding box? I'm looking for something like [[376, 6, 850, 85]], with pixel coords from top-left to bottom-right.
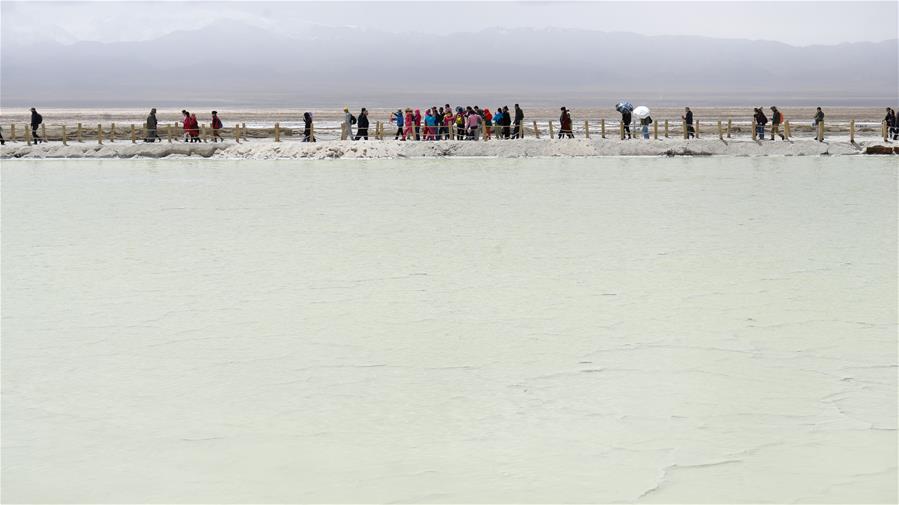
[[403, 108, 414, 141], [181, 110, 191, 142], [354, 108, 369, 140], [466, 107, 481, 140], [210, 111, 223, 142], [483, 108, 493, 140], [342, 107, 356, 140], [189, 113, 201, 142], [513, 104, 524, 139], [753, 108, 767, 140], [413, 109, 422, 140], [887, 107, 899, 141], [391, 109, 404, 140], [443, 108, 453, 140], [640, 115, 653, 139], [681, 107, 695, 138], [559, 107, 574, 138], [620, 107, 632, 139], [145, 108, 159, 142], [491, 107, 503, 139], [0, 126, 5, 145], [813, 107, 825, 142], [30, 107, 43, 143], [303, 112, 316, 142], [770, 106, 785, 140]]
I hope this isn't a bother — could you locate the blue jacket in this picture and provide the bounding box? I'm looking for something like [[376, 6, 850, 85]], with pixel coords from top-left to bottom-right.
[[393, 111, 404, 126]]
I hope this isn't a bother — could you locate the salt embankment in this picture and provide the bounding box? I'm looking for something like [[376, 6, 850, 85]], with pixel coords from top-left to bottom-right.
[[2, 138, 897, 159]]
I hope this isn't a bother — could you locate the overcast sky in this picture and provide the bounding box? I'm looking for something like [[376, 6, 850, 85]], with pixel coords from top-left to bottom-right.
[[2, 0, 897, 47]]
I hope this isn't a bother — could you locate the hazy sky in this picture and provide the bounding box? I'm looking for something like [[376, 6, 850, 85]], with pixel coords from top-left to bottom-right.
[[2, 0, 897, 46]]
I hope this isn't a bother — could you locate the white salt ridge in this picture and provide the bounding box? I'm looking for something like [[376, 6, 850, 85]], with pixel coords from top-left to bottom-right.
[[2, 137, 893, 159]]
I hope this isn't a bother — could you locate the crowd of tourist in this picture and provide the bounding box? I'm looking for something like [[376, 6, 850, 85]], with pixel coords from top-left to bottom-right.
[[4, 105, 899, 145]]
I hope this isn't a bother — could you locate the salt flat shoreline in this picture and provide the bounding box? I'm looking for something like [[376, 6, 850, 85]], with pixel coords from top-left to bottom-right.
[[2, 137, 897, 160]]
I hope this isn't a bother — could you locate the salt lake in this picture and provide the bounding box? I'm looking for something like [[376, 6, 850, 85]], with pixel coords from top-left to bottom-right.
[[2, 157, 896, 503]]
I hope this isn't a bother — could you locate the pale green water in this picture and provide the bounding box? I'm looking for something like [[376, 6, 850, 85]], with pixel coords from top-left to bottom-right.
[[2, 157, 897, 503]]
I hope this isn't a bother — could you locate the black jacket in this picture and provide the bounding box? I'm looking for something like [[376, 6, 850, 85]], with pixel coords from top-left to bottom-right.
[[357, 114, 369, 129], [685, 111, 693, 124], [514, 106, 524, 123], [146, 113, 158, 129], [31, 110, 42, 127], [622, 111, 632, 123]]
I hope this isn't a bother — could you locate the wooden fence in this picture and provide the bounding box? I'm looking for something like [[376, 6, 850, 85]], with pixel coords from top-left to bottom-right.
[[2, 119, 893, 145]]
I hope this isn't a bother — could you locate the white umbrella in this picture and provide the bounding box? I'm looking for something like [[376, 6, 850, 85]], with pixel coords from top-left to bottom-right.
[[633, 106, 651, 119]]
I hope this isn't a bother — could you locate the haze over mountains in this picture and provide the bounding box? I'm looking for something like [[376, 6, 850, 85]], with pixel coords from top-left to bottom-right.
[[2, 21, 896, 107]]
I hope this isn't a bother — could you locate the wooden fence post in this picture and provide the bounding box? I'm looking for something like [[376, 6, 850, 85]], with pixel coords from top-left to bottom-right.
[[41, 124, 47, 143], [752, 118, 757, 141], [850, 119, 855, 143], [242, 123, 247, 141], [233, 125, 240, 143], [584, 120, 590, 139], [10, 124, 15, 142], [717, 120, 723, 140], [25, 124, 32, 145], [167, 124, 173, 143], [275, 122, 281, 142], [600, 118, 606, 139], [61, 125, 68, 145], [130, 124, 136, 144], [109, 123, 116, 142], [664, 119, 669, 138], [77, 123, 83, 142], [653, 119, 658, 140], [882, 120, 888, 142], [817, 120, 824, 142], [695, 120, 700, 139], [532, 120, 539, 139], [727, 119, 732, 138], [783, 120, 791, 140], [619, 121, 624, 140], [310, 122, 315, 142], [98, 123, 104, 144], [682, 120, 687, 140], [548, 120, 555, 139]]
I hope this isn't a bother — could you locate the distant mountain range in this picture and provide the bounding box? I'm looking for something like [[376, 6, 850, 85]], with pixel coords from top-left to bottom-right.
[[2, 21, 896, 107]]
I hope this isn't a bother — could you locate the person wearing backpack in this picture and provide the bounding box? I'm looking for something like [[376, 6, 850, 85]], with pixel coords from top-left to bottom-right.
[[354, 108, 369, 141], [30, 107, 43, 143], [343, 106, 355, 140], [210, 111, 223, 142], [770, 106, 785, 140]]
